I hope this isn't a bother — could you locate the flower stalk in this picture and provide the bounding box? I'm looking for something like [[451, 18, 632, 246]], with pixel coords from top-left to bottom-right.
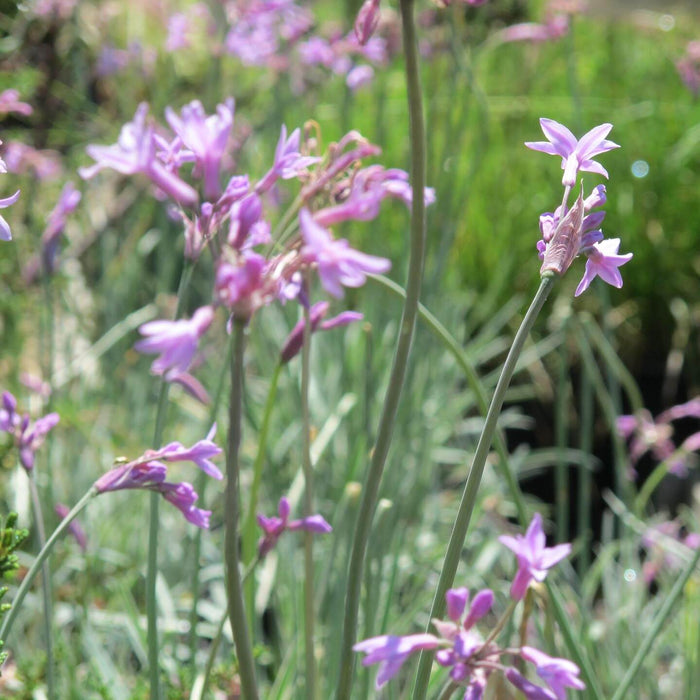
[[224, 319, 258, 699], [412, 274, 556, 698], [335, 0, 427, 694]]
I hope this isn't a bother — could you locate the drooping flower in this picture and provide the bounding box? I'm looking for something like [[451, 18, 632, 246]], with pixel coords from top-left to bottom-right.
[[525, 118, 620, 187], [36, 181, 81, 274], [257, 496, 332, 557], [80, 103, 198, 208], [93, 432, 222, 528], [521, 646, 586, 699], [299, 207, 391, 298], [135, 305, 214, 381], [499, 513, 571, 600], [354, 0, 381, 46], [353, 634, 442, 688], [574, 238, 633, 296], [280, 301, 363, 363]]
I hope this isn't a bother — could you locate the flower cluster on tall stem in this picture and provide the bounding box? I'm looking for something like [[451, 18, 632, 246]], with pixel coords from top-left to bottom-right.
[[526, 118, 632, 293]]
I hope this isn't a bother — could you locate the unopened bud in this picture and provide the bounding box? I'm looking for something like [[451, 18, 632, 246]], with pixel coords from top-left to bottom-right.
[[354, 0, 381, 46]]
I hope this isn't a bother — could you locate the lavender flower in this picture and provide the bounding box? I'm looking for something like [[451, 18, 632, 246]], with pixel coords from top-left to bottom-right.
[[574, 238, 633, 296], [521, 646, 585, 699], [0, 391, 59, 471], [165, 99, 234, 200], [354, 0, 381, 46], [499, 513, 571, 600], [38, 181, 81, 274], [353, 634, 442, 688], [299, 207, 391, 298], [80, 104, 198, 208], [525, 118, 619, 187], [280, 301, 363, 363], [0, 89, 33, 117], [256, 125, 320, 194], [257, 496, 332, 557], [94, 432, 222, 528], [135, 305, 214, 381]]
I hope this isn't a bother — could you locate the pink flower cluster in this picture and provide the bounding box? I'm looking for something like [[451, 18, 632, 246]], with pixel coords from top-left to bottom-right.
[[354, 514, 580, 698]]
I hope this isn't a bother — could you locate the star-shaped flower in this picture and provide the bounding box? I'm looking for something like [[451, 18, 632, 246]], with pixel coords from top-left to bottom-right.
[[525, 118, 620, 187], [574, 237, 633, 296]]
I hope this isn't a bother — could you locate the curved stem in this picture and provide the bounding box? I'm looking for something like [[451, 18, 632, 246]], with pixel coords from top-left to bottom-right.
[[301, 290, 317, 698], [224, 319, 258, 699], [412, 275, 555, 699], [438, 681, 460, 700], [0, 488, 97, 648], [335, 0, 427, 695], [146, 261, 194, 700], [28, 471, 55, 700]]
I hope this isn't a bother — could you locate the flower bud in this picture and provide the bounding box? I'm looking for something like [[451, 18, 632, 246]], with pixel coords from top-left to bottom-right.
[[540, 189, 584, 276]]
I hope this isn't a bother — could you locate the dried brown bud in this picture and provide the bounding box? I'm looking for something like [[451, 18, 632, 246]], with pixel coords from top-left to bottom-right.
[[540, 189, 584, 276]]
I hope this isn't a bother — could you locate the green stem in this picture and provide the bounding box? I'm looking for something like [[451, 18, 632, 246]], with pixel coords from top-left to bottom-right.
[[28, 471, 55, 700], [0, 488, 97, 647], [438, 681, 460, 700], [242, 362, 282, 624], [611, 545, 700, 700], [335, 0, 427, 695], [301, 293, 317, 698], [577, 368, 594, 577], [412, 275, 555, 699], [555, 324, 569, 543], [224, 319, 258, 699], [195, 557, 259, 700], [147, 261, 194, 700], [481, 598, 518, 649]]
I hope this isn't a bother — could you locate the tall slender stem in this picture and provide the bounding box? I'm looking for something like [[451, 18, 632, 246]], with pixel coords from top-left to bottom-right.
[[0, 488, 97, 648], [146, 261, 194, 700], [334, 0, 427, 695], [301, 294, 317, 698], [224, 319, 258, 699], [28, 471, 55, 700], [412, 275, 555, 699]]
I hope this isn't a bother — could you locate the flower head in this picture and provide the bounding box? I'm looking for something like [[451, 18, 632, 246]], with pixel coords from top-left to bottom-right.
[[521, 646, 585, 699], [499, 513, 571, 600], [525, 118, 619, 187], [0, 189, 21, 241], [135, 305, 214, 381]]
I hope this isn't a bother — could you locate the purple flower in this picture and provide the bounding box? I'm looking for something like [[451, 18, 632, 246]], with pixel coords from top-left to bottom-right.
[[135, 305, 214, 381], [55, 503, 88, 551], [215, 252, 276, 319], [346, 64, 375, 91], [280, 301, 363, 363], [299, 207, 391, 298], [574, 238, 633, 296], [0, 391, 59, 471], [93, 432, 222, 528], [499, 513, 571, 600], [227, 193, 270, 250], [257, 496, 332, 557], [39, 181, 81, 274], [256, 125, 320, 194], [525, 118, 620, 187], [165, 99, 234, 200], [80, 104, 198, 208], [521, 647, 585, 699], [0, 188, 20, 241], [156, 424, 223, 480], [353, 634, 442, 688]]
